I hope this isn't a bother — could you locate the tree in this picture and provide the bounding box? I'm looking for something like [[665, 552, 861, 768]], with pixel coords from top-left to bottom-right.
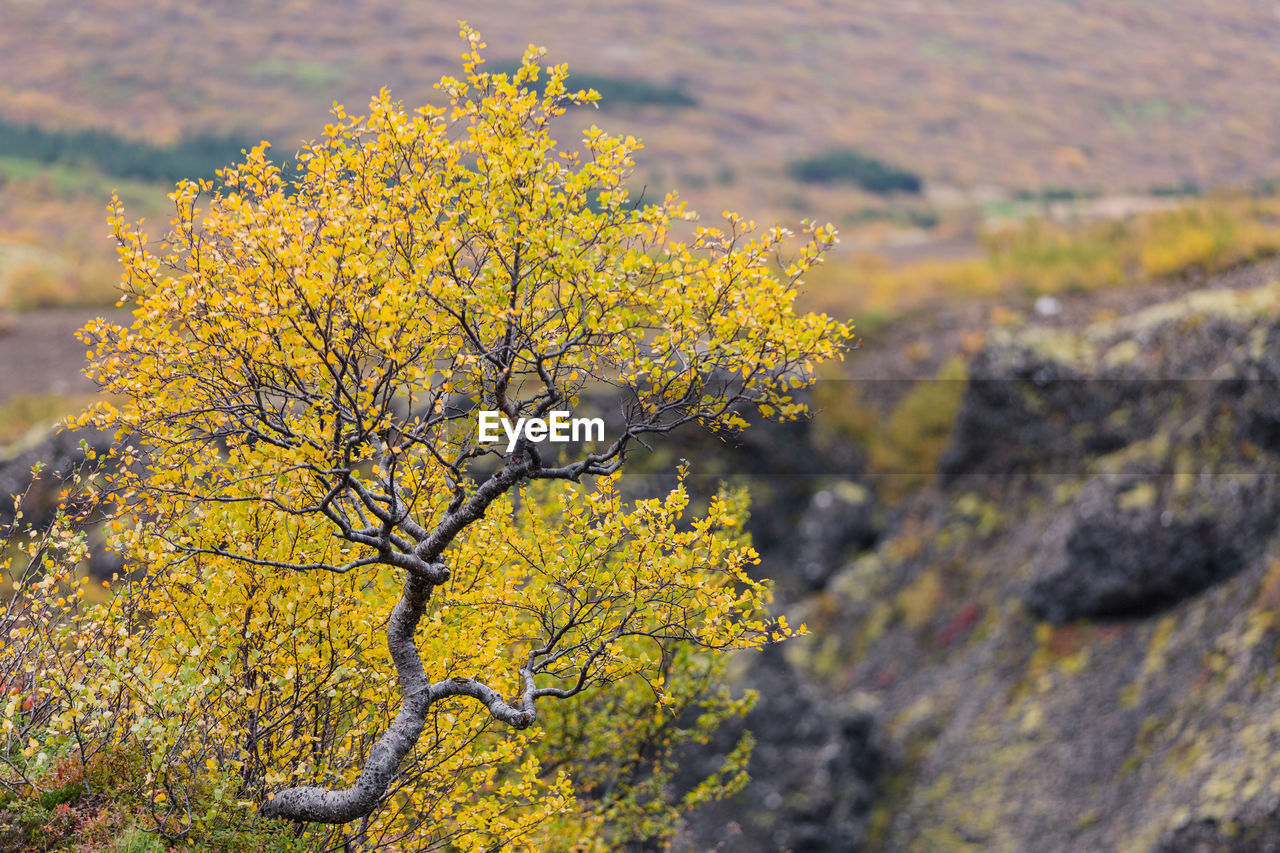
[[58, 25, 849, 847]]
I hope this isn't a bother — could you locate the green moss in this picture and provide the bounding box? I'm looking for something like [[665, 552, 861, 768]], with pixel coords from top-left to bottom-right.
[[1118, 481, 1158, 511], [1164, 739, 1203, 779], [1139, 616, 1178, 680], [858, 600, 895, 656], [1006, 282, 1280, 381], [897, 569, 944, 630], [1250, 326, 1271, 360], [795, 630, 847, 681], [36, 780, 84, 810], [954, 492, 1003, 538], [1106, 407, 1133, 430], [914, 825, 988, 852], [869, 356, 968, 500], [1096, 432, 1171, 476], [832, 480, 870, 505], [827, 553, 886, 606], [1105, 281, 1280, 339], [105, 827, 168, 853], [1053, 480, 1084, 505], [1015, 326, 1097, 370], [1102, 339, 1142, 368]]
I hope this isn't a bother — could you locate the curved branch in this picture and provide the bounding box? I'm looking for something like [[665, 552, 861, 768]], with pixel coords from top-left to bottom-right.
[[260, 573, 436, 823], [428, 675, 535, 729], [260, 460, 533, 824], [260, 572, 535, 822]]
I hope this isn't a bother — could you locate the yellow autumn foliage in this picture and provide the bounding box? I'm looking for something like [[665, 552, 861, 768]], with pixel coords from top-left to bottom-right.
[[9, 24, 850, 851]]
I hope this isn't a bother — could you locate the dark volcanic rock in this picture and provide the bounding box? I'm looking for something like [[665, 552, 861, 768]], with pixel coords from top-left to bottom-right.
[[1024, 512, 1243, 623], [1157, 814, 1280, 853], [673, 645, 887, 853], [793, 482, 879, 590], [1023, 470, 1277, 623], [939, 348, 1140, 483], [753, 280, 1280, 851], [1233, 318, 1280, 455]]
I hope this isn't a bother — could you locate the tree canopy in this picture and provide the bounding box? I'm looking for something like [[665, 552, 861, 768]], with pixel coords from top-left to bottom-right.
[[21, 24, 852, 849]]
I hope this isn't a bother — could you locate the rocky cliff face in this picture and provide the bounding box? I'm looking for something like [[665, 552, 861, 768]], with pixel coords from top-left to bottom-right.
[[678, 273, 1280, 851]]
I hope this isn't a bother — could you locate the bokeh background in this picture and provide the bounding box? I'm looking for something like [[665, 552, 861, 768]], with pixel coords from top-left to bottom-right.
[[6, 2, 1280, 850]]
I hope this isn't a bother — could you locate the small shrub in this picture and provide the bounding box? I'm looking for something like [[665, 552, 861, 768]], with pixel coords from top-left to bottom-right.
[[4, 261, 68, 311], [803, 192, 1280, 323], [1012, 186, 1099, 203], [1150, 181, 1202, 197], [1139, 221, 1219, 278], [36, 781, 84, 811], [570, 72, 697, 107], [0, 118, 257, 185], [787, 147, 922, 194]]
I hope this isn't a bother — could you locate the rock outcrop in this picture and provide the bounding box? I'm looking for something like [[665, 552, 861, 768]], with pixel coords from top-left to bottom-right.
[[680, 276, 1280, 850]]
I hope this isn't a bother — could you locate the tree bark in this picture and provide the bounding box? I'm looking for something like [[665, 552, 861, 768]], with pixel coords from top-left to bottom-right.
[[261, 462, 536, 824], [260, 573, 437, 823]]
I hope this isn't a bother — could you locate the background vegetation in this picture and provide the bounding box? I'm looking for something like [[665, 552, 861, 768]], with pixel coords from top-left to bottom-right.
[[787, 148, 922, 195], [0, 120, 255, 186]]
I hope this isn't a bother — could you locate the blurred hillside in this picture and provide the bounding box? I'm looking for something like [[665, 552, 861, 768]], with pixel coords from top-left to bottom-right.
[[3, 0, 1280, 228], [6, 0, 1280, 196], [637, 254, 1280, 852], [4, 0, 1280, 316]]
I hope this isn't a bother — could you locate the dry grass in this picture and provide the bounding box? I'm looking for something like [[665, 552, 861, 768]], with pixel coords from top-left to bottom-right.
[[801, 191, 1280, 323]]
